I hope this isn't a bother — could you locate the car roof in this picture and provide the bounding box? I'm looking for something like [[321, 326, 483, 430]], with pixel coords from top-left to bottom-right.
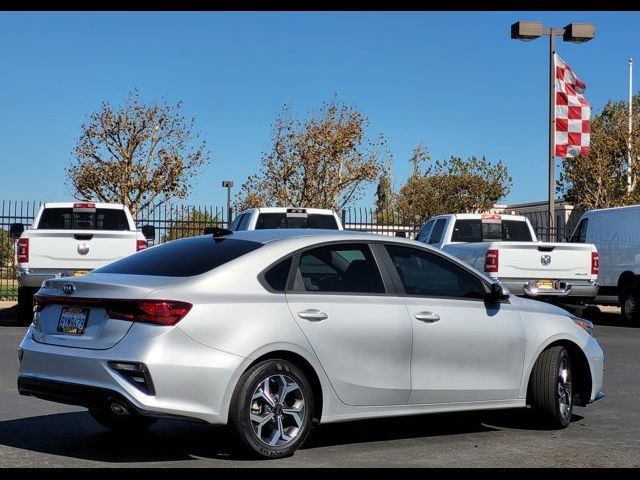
[[220, 228, 416, 246]]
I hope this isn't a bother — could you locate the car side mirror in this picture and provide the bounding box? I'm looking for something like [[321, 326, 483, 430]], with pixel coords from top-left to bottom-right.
[[9, 223, 24, 239], [141, 225, 155, 241], [487, 282, 510, 302]]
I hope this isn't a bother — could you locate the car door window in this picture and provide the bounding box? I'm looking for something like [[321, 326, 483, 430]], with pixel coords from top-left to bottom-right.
[[416, 220, 434, 243], [296, 244, 385, 294], [385, 245, 485, 299], [237, 213, 251, 231], [428, 219, 446, 244], [229, 213, 245, 231]]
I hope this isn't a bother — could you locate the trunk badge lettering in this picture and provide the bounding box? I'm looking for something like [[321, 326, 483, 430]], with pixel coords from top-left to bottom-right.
[[541, 255, 552, 266], [63, 283, 75, 295]]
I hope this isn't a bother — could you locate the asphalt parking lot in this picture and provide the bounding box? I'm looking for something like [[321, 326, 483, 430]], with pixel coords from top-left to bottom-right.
[[0, 301, 638, 468]]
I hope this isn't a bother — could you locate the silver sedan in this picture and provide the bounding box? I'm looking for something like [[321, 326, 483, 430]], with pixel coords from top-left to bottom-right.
[[17, 229, 604, 458]]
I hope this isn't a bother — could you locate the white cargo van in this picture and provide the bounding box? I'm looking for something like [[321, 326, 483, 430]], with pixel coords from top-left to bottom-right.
[[569, 204, 640, 322]]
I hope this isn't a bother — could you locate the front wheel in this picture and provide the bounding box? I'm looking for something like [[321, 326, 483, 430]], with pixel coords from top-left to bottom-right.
[[229, 359, 314, 459], [528, 346, 573, 428]]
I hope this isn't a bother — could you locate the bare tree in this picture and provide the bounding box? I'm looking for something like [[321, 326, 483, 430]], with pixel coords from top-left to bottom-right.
[[67, 90, 210, 216], [235, 99, 386, 211]]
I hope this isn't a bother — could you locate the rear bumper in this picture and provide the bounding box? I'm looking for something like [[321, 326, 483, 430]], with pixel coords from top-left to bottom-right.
[[17, 324, 245, 424], [18, 268, 93, 288], [502, 279, 598, 299]]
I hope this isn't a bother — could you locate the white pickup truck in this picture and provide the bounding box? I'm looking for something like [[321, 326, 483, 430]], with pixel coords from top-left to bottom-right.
[[9, 202, 155, 325], [415, 213, 599, 303]]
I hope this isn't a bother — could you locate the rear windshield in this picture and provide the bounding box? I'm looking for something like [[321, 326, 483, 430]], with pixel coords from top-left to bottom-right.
[[451, 219, 533, 242], [255, 213, 339, 230], [95, 237, 263, 276], [37, 208, 130, 230]]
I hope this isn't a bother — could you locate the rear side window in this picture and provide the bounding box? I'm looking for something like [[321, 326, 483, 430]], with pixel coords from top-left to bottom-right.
[[37, 208, 130, 230], [416, 220, 434, 243], [263, 257, 292, 292], [255, 213, 338, 230], [295, 243, 385, 294], [95, 237, 262, 276], [451, 219, 532, 242], [428, 219, 446, 244]]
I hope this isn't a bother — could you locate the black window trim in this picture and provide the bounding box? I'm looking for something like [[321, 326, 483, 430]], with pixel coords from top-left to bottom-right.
[[256, 238, 508, 302], [257, 255, 295, 294]]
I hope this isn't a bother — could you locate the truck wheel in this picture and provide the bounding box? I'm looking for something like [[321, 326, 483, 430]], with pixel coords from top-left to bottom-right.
[[17, 287, 35, 327], [621, 288, 640, 324], [528, 346, 573, 428]]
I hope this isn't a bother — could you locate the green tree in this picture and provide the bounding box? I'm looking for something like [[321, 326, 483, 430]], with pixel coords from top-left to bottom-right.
[[558, 94, 640, 209], [67, 90, 211, 217], [0, 229, 16, 274], [397, 154, 512, 223], [162, 208, 221, 242], [235, 98, 386, 211]]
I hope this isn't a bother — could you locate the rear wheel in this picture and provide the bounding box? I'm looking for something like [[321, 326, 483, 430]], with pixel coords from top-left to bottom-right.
[[528, 346, 573, 428], [229, 359, 314, 459], [89, 406, 157, 433], [621, 288, 640, 324], [17, 287, 35, 326]]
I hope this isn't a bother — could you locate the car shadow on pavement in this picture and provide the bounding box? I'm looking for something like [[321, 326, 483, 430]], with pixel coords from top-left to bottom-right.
[[0, 305, 20, 327], [0, 408, 587, 463], [0, 412, 237, 463]]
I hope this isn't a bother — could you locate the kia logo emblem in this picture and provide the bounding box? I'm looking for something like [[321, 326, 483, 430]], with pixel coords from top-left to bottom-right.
[[63, 284, 75, 295], [77, 243, 90, 255], [541, 255, 552, 266]]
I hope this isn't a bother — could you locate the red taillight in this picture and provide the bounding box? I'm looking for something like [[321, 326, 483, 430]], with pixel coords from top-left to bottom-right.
[[106, 300, 192, 326], [591, 252, 600, 275], [484, 249, 499, 273], [17, 238, 29, 263], [136, 240, 148, 251]]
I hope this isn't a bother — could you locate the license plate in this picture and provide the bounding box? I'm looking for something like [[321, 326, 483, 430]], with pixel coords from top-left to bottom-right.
[[57, 307, 89, 334], [73, 270, 88, 277], [536, 279, 555, 290]]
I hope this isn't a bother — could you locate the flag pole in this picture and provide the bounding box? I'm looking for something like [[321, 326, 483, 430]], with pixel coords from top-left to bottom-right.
[[629, 57, 633, 193], [549, 30, 557, 241]]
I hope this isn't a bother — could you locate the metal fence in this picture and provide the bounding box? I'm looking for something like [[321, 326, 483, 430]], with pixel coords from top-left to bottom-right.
[[0, 200, 586, 301]]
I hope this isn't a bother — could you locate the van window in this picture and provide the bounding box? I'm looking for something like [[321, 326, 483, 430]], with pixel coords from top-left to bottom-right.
[[571, 218, 589, 243]]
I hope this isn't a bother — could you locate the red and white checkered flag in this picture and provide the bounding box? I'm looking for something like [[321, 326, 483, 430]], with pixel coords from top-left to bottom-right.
[[555, 53, 590, 158]]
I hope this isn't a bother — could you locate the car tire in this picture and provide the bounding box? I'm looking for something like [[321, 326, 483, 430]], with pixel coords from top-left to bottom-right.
[[621, 288, 640, 324], [89, 407, 157, 433], [229, 359, 314, 459], [528, 346, 573, 428], [17, 287, 35, 327]]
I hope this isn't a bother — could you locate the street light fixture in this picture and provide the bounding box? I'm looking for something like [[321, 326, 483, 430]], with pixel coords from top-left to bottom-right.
[[511, 21, 594, 241], [222, 180, 234, 228]]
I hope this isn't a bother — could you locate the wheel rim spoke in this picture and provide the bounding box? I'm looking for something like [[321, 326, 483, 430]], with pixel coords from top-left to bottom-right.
[[557, 358, 572, 420], [250, 373, 305, 447]]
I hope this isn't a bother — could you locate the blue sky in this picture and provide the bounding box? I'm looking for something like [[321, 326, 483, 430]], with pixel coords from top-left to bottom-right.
[[0, 11, 638, 209]]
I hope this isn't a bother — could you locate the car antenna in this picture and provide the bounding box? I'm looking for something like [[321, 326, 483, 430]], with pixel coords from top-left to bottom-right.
[[203, 227, 233, 238]]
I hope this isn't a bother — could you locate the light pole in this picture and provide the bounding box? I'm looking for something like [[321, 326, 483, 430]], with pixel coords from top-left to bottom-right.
[[222, 180, 234, 228], [511, 21, 594, 241]]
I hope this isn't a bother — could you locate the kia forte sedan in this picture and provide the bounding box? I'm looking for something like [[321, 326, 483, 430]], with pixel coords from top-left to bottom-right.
[[17, 229, 604, 458]]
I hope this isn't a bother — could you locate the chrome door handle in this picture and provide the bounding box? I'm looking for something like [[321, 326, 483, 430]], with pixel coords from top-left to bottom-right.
[[414, 312, 440, 323], [297, 309, 328, 321]]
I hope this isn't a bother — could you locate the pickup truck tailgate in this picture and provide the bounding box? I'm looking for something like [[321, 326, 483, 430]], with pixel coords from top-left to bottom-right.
[[24, 229, 139, 270], [497, 242, 594, 279]]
